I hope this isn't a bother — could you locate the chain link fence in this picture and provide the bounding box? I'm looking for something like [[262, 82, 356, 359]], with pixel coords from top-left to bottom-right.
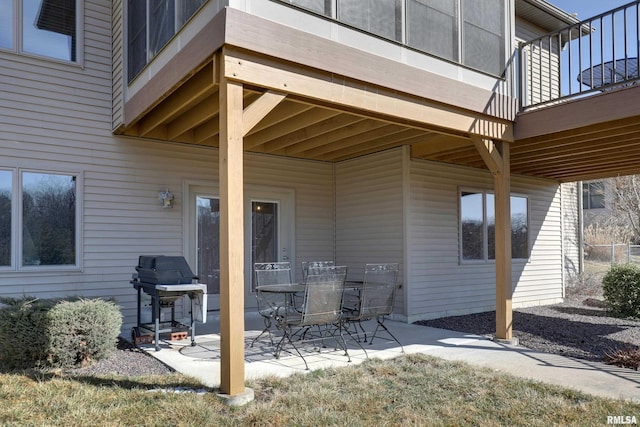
[[584, 242, 640, 265]]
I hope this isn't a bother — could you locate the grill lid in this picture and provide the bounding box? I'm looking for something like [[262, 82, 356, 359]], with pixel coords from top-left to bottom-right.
[[135, 255, 198, 285]]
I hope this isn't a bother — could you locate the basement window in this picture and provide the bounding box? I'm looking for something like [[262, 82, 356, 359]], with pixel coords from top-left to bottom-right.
[[459, 190, 529, 262]]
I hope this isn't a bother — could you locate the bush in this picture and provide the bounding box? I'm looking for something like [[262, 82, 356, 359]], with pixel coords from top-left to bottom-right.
[[0, 297, 55, 369], [602, 264, 640, 318], [46, 299, 122, 367], [0, 297, 122, 369]]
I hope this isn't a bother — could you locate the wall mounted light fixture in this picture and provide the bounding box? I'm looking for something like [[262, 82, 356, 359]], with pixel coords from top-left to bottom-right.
[[158, 189, 174, 208]]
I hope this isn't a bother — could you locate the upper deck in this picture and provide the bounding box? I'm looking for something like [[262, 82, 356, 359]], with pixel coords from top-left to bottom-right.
[[113, 0, 640, 183]]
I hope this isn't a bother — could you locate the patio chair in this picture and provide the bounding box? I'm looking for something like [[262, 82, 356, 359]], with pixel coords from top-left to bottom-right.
[[297, 260, 334, 311], [251, 262, 292, 347], [301, 260, 334, 283], [274, 265, 349, 370], [343, 263, 404, 353]]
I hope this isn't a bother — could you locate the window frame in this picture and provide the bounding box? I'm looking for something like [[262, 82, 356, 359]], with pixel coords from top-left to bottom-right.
[[582, 181, 605, 210], [273, 0, 509, 77], [126, 0, 208, 83], [0, 168, 83, 272], [0, 0, 84, 64], [458, 187, 530, 264]]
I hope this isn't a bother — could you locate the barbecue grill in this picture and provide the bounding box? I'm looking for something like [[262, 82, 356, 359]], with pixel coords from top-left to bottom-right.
[[131, 255, 207, 351]]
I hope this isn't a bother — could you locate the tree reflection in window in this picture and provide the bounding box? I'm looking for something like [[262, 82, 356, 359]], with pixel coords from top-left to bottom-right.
[[22, 172, 76, 266], [461, 190, 529, 261], [0, 170, 11, 266]]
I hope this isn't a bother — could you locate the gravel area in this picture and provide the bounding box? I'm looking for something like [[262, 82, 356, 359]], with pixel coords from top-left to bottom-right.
[[416, 298, 640, 362], [65, 338, 173, 377], [66, 293, 640, 377]]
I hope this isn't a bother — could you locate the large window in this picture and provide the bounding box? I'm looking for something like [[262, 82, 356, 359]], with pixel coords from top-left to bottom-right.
[[0, 169, 79, 270], [338, 0, 402, 42], [0, 0, 78, 62], [276, 0, 506, 76], [461, 0, 504, 76], [127, 0, 208, 82], [460, 190, 529, 262], [407, 0, 458, 63], [0, 171, 11, 267]]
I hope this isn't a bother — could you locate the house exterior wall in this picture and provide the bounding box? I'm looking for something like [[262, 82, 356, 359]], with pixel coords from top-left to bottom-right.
[[515, 16, 561, 107], [561, 182, 581, 283], [406, 159, 564, 322], [0, 0, 574, 331], [335, 148, 406, 317], [0, 0, 336, 327]]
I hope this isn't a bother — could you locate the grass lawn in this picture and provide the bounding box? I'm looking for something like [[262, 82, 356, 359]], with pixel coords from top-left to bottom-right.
[[1, 353, 638, 426]]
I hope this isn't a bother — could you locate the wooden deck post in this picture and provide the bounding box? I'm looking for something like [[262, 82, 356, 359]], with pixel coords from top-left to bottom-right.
[[219, 76, 246, 396], [472, 136, 513, 340], [493, 141, 512, 340]]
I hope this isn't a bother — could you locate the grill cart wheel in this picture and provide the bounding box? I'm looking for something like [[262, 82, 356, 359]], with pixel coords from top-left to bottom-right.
[[131, 327, 139, 344]]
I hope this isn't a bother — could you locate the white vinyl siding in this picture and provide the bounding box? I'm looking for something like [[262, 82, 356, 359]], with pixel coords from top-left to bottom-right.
[[335, 149, 405, 317], [407, 159, 563, 322]]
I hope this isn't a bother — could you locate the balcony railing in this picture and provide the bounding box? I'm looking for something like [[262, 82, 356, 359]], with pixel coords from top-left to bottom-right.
[[519, 1, 640, 110]]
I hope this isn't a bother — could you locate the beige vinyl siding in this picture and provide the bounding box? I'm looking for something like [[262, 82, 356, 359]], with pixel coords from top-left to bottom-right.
[[335, 149, 405, 317], [0, 0, 335, 328], [561, 182, 581, 284], [516, 17, 561, 107], [244, 154, 335, 284], [112, 0, 124, 131], [407, 159, 563, 322]]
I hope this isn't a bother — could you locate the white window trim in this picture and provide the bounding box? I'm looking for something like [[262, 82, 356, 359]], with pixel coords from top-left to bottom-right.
[[0, 168, 83, 272], [0, 0, 84, 65], [459, 187, 530, 264]]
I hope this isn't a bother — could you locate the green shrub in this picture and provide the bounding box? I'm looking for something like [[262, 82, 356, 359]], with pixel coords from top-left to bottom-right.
[[602, 264, 640, 318], [0, 297, 122, 369], [0, 297, 55, 369], [46, 299, 122, 367]]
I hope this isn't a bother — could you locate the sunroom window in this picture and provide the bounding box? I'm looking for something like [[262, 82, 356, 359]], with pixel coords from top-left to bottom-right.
[[127, 0, 208, 82], [275, 0, 507, 76], [0, 0, 78, 62]]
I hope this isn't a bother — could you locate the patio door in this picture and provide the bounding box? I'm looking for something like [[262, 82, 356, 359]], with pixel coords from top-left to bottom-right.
[[245, 187, 295, 299], [187, 184, 294, 311]]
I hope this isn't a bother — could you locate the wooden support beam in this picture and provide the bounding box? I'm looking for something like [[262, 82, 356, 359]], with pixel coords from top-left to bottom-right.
[[219, 77, 246, 397], [471, 135, 503, 175], [137, 66, 217, 137], [410, 134, 471, 158], [242, 90, 287, 136], [167, 92, 220, 140], [493, 141, 512, 340], [222, 47, 513, 141], [244, 108, 341, 149], [473, 136, 512, 340]]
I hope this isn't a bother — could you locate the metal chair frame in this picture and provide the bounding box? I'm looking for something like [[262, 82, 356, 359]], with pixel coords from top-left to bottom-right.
[[251, 262, 291, 347], [343, 263, 404, 354], [274, 265, 350, 370]]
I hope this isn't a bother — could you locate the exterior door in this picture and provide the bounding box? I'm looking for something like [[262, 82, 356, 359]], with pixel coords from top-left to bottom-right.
[[189, 188, 221, 310], [187, 184, 294, 311], [245, 186, 295, 302]]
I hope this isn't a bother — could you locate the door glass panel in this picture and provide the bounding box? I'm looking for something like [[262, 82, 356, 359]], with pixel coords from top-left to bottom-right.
[[251, 201, 278, 290], [196, 196, 220, 295]]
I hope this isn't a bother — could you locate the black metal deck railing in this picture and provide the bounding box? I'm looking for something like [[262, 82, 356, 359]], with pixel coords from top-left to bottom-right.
[[519, 1, 640, 110]]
